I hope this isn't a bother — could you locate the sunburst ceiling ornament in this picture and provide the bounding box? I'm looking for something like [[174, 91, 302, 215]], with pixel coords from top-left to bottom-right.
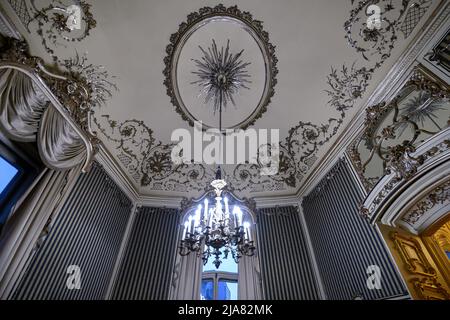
[[191, 39, 251, 114], [163, 4, 278, 130]]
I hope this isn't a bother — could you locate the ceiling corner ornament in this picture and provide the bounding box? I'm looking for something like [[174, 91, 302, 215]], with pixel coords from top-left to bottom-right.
[[7, 0, 97, 61], [163, 4, 278, 130], [345, 0, 432, 62], [348, 66, 450, 192], [2, 39, 115, 131], [353, 64, 450, 221], [4, 1, 116, 110]]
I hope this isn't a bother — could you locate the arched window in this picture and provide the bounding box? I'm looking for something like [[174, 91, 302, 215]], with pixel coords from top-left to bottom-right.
[[169, 189, 261, 300]]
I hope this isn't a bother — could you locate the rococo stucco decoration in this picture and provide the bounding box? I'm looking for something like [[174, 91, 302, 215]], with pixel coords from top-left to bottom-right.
[[5, 0, 117, 108], [1, 0, 116, 172], [92, 1, 434, 195], [345, 0, 433, 62], [348, 67, 450, 191], [401, 179, 450, 225], [3, 1, 436, 195], [163, 4, 278, 130], [7, 0, 96, 61]]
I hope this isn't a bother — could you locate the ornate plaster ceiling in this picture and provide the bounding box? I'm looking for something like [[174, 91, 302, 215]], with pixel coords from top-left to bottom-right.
[[1, 0, 439, 199]]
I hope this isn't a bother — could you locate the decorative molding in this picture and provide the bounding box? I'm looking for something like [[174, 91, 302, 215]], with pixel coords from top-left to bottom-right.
[[297, 0, 448, 201], [348, 65, 450, 192], [7, 0, 96, 61], [412, 277, 450, 299], [401, 179, 450, 225], [88, 1, 439, 197], [162, 4, 278, 130], [391, 230, 450, 300], [0, 4, 23, 39], [400, 1, 434, 38], [4, 1, 442, 199], [0, 38, 99, 172], [5, 0, 32, 28], [360, 130, 450, 223], [391, 231, 437, 277], [424, 26, 450, 74], [345, 0, 406, 62]]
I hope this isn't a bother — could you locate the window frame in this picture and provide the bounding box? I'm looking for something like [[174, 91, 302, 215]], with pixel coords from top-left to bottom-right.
[[202, 271, 238, 300], [0, 139, 41, 230]]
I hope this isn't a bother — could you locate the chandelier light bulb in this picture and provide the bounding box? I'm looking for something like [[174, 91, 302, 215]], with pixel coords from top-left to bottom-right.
[[188, 215, 193, 233], [233, 206, 243, 226], [182, 221, 189, 239], [208, 207, 214, 228], [203, 199, 209, 225], [195, 205, 202, 227], [224, 197, 230, 221], [243, 222, 251, 241]]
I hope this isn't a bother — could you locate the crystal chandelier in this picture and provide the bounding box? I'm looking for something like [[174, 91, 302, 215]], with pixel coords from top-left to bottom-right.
[[179, 43, 255, 268], [178, 168, 256, 268]]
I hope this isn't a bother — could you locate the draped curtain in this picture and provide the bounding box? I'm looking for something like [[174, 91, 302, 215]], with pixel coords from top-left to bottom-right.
[[0, 63, 95, 297], [238, 254, 262, 300], [9, 164, 132, 300], [169, 252, 203, 300], [0, 68, 87, 171], [0, 166, 81, 298]]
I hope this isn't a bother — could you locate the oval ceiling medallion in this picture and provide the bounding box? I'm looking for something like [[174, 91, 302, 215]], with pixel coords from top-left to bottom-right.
[[163, 4, 278, 130]]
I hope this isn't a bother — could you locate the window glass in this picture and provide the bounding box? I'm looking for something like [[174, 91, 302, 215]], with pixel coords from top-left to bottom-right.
[[200, 279, 214, 300], [0, 156, 18, 194], [217, 280, 238, 300], [201, 249, 239, 300]]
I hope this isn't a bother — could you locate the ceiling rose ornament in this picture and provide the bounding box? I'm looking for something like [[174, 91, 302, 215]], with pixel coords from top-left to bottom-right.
[[191, 39, 251, 114], [163, 4, 278, 130]]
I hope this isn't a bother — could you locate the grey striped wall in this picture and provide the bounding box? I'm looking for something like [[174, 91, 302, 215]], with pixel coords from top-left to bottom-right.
[[11, 163, 132, 300], [302, 158, 408, 300], [111, 206, 179, 300], [257, 206, 321, 300]]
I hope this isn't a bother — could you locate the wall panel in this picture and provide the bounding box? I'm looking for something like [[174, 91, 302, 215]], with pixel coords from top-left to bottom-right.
[[111, 206, 179, 300], [257, 206, 321, 300], [11, 163, 132, 300], [302, 158, 408, 300]]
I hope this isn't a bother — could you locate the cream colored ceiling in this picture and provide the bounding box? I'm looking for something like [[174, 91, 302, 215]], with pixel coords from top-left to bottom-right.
[[3, 0, 439, 198]]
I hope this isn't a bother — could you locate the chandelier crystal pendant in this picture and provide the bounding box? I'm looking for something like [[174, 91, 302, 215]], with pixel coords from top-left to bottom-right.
[[178, 168, 256, 269]]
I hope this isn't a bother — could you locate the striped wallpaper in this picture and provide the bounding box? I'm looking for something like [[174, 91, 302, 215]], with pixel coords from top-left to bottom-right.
[[111, 206, 179, 300], [302, 158, 408, 300], [257, 206, 321, 300], [11, 163, 132, 300]]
